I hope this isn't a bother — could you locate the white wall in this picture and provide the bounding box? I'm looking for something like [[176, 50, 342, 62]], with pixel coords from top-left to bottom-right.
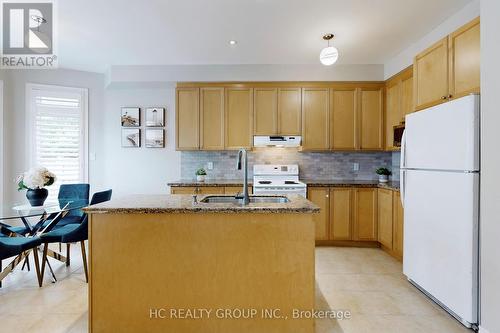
[[1, 69, 182, 204], [1, 69, 106, 205], [479, 1, 500, 332], [384, 0, 480, 79], [106, 64, 385, 88], [0, 79, 4, 205], [101, 88, 180, 198]]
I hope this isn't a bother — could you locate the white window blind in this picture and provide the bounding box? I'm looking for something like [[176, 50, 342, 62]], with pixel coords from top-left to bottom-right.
[[27, 85, 88, 202]]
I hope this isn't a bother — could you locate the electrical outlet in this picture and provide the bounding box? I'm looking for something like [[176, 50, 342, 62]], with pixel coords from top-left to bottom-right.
[[353, 163, 359, 171], [207, 162, 214, 170]]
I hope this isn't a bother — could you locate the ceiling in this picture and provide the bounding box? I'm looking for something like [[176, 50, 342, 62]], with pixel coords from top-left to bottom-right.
[[57, 0, 473, 72]]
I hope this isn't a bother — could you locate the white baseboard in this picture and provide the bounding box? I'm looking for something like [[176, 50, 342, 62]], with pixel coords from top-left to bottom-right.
[[479, 326, 490, 333]]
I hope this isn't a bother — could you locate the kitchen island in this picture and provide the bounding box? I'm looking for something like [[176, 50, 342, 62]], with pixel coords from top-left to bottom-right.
[[84, 194, 319, 333]]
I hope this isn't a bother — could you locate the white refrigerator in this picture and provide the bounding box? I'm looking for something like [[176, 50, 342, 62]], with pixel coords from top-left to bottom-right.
[[400, 94, 479, 328]]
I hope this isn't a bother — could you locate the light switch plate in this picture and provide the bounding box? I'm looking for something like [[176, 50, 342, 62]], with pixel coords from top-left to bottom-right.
[[207, 162, 214, 170], [353, 162, 359, 171]]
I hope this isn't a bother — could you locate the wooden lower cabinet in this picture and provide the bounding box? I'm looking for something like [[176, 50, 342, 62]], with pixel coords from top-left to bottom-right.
[[376, 188, 404, 260], [198, 187, 225, 195], [393, 191, 404, 259], [224, 186, 253, 195], [329, 188, 352, 240], [171, 187, 197, 194], [309, 186, 378, 243], [171, 186, 251, 195], [377, 189, 394, 248], [171, 186, 224, 194], [353, 188, 378, 241], [307, 187, 330, 241]]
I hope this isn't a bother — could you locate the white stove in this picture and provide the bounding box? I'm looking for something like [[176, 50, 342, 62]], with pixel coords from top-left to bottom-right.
[[252, 164, 307, 197]]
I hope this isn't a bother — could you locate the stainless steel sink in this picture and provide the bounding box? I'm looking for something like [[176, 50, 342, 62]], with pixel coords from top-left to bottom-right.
[[200, 195, 289, 204]]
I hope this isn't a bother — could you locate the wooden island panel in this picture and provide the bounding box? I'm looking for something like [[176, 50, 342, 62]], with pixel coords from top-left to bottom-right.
[[89, 212, 315, 333]]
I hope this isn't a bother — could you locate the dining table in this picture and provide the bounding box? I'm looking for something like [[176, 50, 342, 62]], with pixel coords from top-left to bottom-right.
[[0, 200, 88, 282]]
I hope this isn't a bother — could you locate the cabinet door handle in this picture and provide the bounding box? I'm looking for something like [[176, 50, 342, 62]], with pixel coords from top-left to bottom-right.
[[441, 96, 447, 100], [448, 94, 453, 99]]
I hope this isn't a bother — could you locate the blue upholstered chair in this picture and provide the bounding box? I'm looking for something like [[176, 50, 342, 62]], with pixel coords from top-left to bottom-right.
[[0, 236, 43, 287], [52, 184, 90, 227], [42, 183, 90, 260], [40, 189, 112, 284], [0, 226, 29, 236]]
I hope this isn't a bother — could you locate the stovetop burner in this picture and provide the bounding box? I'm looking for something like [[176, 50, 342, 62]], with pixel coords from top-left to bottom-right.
[[258, 181, 272, 184], [285, 181, 299, 185]]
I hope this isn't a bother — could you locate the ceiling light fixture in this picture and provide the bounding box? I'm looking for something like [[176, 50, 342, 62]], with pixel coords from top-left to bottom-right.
[[229, 40, 237, 46], [319, 34, 339, 66]]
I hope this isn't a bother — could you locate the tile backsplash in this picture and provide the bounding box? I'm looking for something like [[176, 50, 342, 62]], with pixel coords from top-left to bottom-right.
[[181, 149, 393, 180], [392, 152, 401, 181]]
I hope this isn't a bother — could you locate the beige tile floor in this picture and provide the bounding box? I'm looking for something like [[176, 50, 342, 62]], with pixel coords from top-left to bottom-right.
[[0, 245, 472, 333]]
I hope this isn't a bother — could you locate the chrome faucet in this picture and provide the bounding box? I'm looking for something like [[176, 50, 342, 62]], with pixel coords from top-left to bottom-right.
[[236, 148, 250, 205]]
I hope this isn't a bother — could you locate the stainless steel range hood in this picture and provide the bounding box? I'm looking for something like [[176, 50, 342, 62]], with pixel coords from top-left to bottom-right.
[[253, 136, 302, 147]]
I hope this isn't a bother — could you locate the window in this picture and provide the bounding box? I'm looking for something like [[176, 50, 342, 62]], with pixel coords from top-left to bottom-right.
[[26, 84, 88, 202]]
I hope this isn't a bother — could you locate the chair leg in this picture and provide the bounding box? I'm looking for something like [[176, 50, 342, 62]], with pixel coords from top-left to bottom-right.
[[80, 241, 88, 283], [21, 253, 30, 271], [33, 248, 42, 287], [66, 243, 71, 267], [40, 243, 48, 282]]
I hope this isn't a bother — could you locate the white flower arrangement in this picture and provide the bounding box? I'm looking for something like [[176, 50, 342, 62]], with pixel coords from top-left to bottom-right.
[[17, 167, 57, 190]]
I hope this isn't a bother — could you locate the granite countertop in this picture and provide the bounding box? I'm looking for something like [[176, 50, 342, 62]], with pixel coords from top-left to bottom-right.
[[168, 179, 400, 191], [83, 194, 320, 214]]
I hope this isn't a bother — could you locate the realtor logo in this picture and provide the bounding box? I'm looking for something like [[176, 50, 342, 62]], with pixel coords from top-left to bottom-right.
[[1, 0, 58, 68]]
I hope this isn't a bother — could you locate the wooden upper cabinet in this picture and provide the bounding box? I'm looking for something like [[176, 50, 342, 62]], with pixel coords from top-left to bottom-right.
[[302, 88, 329, 150], [225, 88, 254, 149], [414, 37, 449, 110], [353, 188, 378, 241], [385, 82, 400, 151], [176, 88, 200, 150], [330, 89, 357, 150], [377, 189, 394, 249], [254, 88, 278, 135], [308, 187, 330, 241], [359, 88, 383, 150], [400, 74, 414, 116], [330, 188, 352, 240], [200, 88, 224, 150], [384, 67, 413, 151], [278, 88, 301, 135], [393, 191, 404, 259], [449, 17, 480, 99]]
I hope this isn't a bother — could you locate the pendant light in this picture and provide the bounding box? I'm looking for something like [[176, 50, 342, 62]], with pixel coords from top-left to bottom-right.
[[319, 34, 339, 66]]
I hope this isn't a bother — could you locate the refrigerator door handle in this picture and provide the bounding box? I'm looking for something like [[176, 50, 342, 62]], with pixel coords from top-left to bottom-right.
[[400, 130, 407, 169], [400, 169, 405, 207], [400, 130, 406, 207]]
